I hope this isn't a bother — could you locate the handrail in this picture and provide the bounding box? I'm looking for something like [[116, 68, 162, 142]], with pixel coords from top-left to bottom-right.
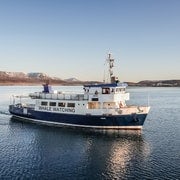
[[29, 92, 89, 101]]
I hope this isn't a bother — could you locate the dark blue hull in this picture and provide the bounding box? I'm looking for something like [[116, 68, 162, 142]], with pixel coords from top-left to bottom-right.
[[9, 105, 148, 129]]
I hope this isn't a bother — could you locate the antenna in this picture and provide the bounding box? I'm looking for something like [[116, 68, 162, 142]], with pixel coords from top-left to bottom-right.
[[107, 53, 116, 83]]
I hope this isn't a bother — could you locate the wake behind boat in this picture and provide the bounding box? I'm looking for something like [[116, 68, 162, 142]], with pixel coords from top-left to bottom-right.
[[9, 54, 150, 130]]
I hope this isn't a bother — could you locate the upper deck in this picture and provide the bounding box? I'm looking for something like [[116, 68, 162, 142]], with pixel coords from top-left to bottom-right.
[[29, 82, 129, 104], [84, 82, 128, 88]]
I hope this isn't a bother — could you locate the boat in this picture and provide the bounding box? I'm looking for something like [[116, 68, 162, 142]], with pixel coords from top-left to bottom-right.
[[9, 53, 150, 130]]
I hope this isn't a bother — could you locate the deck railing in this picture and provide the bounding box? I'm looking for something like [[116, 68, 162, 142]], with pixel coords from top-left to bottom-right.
[[29, 92, 89, 101]]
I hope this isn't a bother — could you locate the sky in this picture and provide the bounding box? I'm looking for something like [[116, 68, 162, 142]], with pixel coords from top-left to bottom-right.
[[0, 0, 180, 82]]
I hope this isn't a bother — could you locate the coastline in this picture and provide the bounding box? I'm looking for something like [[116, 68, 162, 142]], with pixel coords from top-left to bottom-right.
[[1, 82, 180, 87], [0, 81, 88, 86]]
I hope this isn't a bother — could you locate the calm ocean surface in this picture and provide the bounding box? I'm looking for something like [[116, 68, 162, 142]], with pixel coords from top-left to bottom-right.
[[0, 86, 179, 180]]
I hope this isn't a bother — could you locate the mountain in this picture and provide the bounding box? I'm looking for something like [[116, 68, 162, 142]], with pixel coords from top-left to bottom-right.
[[126, 80, 180, 87], [27, 72, 49, 79], [0, 71, 65, 85], [0, 71, 27, 78], [0, 71, 180, 86]]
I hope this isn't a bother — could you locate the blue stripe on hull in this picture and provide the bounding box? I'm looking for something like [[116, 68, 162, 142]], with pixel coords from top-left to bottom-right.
[[9, 106, 147, 129]]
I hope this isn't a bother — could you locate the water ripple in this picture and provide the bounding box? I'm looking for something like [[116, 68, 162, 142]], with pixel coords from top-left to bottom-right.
[[0, 86, 180, 179]]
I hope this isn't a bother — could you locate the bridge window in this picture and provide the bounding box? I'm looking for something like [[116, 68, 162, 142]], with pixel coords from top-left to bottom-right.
[[58, 102, 66, 107], [102, 88, 110, 94], [116, 88, 125, 92]]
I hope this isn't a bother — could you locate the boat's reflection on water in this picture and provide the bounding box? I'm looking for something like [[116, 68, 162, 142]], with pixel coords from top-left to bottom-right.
[[77, 129, 150, 179], [10, 117, 150, 179]]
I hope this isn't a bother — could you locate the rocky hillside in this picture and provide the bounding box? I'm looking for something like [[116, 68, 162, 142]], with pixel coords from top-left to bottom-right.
[[0, 71, 67, 85], [133, 80, 180, 87], [0, 71, 179, 86], [0, 71, 99, 85]]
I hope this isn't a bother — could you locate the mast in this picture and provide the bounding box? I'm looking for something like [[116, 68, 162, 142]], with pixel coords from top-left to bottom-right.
[[108, 53, 114, 79], [107, 53, 118, 83]]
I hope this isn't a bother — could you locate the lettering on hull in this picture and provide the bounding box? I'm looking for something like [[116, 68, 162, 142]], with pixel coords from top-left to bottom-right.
[[38, 106, 75, 113]]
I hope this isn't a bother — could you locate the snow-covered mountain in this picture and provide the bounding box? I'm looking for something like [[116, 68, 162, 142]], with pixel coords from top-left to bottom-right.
[[0, 71, 27, 78], [64, 78, 81, 82], [27, 72, 49, 78], [0, 71, 84, 85]]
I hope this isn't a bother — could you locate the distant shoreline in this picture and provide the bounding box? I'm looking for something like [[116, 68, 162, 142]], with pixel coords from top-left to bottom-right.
[[0, 82, 83, 86], [1, 71, 180, 87], [1, 81, 180, 87]]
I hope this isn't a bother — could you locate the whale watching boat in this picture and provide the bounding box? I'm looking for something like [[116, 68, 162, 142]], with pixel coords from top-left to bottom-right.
[[9, 53, 150, 130]]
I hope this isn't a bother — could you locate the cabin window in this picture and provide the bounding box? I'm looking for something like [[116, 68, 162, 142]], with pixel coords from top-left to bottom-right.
[[67, 103, 75, 107], [41, 101, 48, 106], [102, 88, 110, 94], [103, 102, 115, 109], [88, 102, 100, 109], [58, 102, 66, 107], [92, 98, 98, 101], [49, 102, 56, 106]]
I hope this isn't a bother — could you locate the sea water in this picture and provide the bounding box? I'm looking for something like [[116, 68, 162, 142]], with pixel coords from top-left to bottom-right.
[[0, 86, 179, 179]]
